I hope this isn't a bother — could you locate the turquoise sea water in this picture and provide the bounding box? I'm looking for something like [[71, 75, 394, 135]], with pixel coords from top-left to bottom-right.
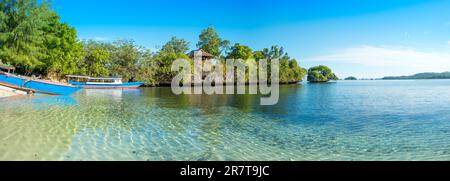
[[1, 80, 450, 160]]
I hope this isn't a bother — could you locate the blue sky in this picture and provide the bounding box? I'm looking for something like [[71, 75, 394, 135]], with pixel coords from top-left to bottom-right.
[[52, 0, 450, 78]]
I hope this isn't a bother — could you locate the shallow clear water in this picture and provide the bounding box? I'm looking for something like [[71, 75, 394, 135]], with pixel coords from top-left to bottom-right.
[[1, 80, 450, 160]]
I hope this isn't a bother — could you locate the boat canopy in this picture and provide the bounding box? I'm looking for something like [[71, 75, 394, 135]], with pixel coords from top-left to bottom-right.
[[66, 75, 122, 80]]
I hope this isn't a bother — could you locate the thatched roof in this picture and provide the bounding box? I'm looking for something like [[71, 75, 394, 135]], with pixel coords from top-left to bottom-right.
[[188, 49, 214, 58]]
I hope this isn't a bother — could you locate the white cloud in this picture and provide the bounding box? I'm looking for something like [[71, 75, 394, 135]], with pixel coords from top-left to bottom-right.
[[304, 45, 450, 73]]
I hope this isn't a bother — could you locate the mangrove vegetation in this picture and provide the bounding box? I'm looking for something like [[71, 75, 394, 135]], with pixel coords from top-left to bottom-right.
[[307, 65, 338, 83], [1, 0, 312, 86]]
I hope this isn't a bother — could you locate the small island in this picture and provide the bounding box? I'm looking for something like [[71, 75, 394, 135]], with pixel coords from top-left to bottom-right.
[[344, 76, 357, 80], [382, 72, 450, 80], [307, 65, 338, 83]]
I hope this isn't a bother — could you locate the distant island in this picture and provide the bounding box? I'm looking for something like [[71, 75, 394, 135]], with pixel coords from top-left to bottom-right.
[[382, 72, 450, 80], [344, 76, 357, 80]]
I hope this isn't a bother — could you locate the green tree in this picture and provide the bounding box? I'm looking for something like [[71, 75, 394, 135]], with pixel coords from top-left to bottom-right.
[[279, 58, 290, 83], [268, 46, 286, 59], [196, 26, 228, 57], [220, 39, 230, 58], [286, 59, 306, 83], [81, 41, 111, 77], [226, 43, 253, 60], [0, 0, 83, 79], [0, 0, 51, 74], [307, 65, 338, 82], [153, 52, 191, 85], [109, 40, 142, 82], [253, 45, 306, 83], [161, 36, 189, 54], [42, 12, 84, 79], [135, 50, 157, 86], [253, 50, 265, 60]]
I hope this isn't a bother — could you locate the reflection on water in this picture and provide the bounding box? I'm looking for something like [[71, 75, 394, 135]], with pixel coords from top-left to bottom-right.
[[1, 80, 450, 160]]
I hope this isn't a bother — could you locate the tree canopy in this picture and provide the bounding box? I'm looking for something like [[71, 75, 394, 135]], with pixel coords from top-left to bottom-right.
[[307, 65, 338, 83], [0, 0, 84, 79], [251, 45, 306, 84], [80, 41, 111, 77], [161, 36, 189, 54], [226, 43, 253, 60], [196, 26, 229, 57], [0, 0, 50, 72]]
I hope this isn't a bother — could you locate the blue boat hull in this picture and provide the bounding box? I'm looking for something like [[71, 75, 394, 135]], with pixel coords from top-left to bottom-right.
[[0, 73, 81, 95], [69, 81, 144, 89]]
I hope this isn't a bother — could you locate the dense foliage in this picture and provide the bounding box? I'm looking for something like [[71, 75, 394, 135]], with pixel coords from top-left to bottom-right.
[[344, 76, 357, 80], [307, 65, 338, 82], [197, 26, 230, 57], [0, 0, 83, 77], [1, 0, 310, 85]]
